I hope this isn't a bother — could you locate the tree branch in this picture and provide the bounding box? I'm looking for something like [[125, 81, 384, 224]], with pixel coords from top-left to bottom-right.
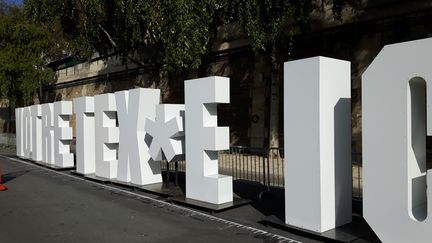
[[97, 23, 149, 68]]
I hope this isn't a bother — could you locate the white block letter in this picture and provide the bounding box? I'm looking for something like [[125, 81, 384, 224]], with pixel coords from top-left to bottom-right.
[[23, 106, 32, 159], [115, 88, 161, 185], [146, 104, 185, 162], [185, 76, 233, 205], [363, 38, 432, 243], [42, 103, 54, 164], [15, 108, 24, 158], [53, 101, 74, 168], [284, 56, 352, 233], [95, 93, 118, 179], [74, 97, 95, 175], [31, 105, 42, 161]]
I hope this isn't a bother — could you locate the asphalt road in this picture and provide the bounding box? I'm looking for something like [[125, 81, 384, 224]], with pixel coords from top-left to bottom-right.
[[0, 155, 315, 243]]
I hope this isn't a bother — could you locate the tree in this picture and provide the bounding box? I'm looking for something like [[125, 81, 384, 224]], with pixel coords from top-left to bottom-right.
[[24, 0, 220, 71], [24, 0, 360, 72], [0, 1, 54, 131], [225, 0, 361, 67], [22, 0, 360, 147]]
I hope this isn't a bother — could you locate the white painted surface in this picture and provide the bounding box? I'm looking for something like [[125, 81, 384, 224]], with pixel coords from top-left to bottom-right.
[[74, 97, 95, 175], [31, 105, 42, 161], [95, 93, 119, 179], [53, 101, 74, 168], [115, 88, 161, 185], [284, 56, 352, 233], [363, 38, 432, 243], [146, 104, 185, 162], [41, 103, 55, 165], [15, 108, 24, 157], [23, 106, 32, 159], [185, 76, 233, 205]]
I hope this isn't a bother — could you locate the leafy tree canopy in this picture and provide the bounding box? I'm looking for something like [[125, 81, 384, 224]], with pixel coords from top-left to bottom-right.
[[0, 0, 54, 107], [24, 0, 360, 71]]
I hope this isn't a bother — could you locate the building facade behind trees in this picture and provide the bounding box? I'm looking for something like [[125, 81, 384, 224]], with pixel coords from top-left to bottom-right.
[[9, 0, 432, 156]]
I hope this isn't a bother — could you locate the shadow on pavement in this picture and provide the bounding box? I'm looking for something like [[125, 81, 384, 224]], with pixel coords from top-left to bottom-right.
[[2, 170, 31, 184], [233, 179, 285, 221]]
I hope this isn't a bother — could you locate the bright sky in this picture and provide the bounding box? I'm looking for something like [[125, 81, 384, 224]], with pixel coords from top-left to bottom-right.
[[5, 0, 23, 6]]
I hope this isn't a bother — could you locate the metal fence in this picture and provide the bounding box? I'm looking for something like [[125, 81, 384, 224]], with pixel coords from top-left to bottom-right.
[[219, 147, 284, 187], [352, 152, 363, 199], [162, 146, 363, 199]]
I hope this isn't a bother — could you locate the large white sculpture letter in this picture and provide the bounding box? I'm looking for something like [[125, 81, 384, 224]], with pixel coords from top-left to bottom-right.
[[115, 88, 161, 185], [23, 106, 32, 159], [284, 56, 352, 233], [74, 97, 95, 175], [53, 101, 74, 168], [31, 105, 42, 161], [363, 38, 432, 243], [16, 107, 24, 158], [95, 93, 118, 179], [145, 104, 185, 162], [42, 103, 54, 165], [184, 76, 233, 204]]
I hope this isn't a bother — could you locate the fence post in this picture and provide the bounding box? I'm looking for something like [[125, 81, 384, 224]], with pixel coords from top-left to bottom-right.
[[166, 160, 170, 184], [230, 147, 235, 180], [262, 150, 267, 186], [267, 149, 271, 186], [175, 161, 178, 186]]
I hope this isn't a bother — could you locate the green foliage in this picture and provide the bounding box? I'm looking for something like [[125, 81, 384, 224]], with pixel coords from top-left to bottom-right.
[[226, 0, 361, 68], [0, 1, 54, 106], [225, 0, 312, 67], [25, 0, 220, 70], [24, 0, 360, 71], [112, 0, 217, 69]]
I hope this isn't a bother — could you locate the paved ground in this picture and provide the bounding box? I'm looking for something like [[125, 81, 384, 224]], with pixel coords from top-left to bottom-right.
[[0, 154, 322, 243]]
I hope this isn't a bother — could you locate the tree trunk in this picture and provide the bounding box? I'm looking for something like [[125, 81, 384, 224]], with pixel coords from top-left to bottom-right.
[[249, 56, 267, 148]]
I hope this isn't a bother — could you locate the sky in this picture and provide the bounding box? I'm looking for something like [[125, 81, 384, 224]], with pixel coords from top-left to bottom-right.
[[4, 0, 23, 6]]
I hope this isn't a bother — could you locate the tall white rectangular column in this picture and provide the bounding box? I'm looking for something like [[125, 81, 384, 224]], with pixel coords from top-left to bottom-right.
[[73, 97, 96, 175], [284, 56, 352, 233], [42, 103, 55, 165], [31, 105, 42, 161], [16, 108, 24, 157], [23, 106, 32, 159]]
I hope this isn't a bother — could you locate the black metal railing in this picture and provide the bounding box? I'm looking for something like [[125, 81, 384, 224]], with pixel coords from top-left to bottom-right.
[[161, 146, 363, 199], [352, 152, 363, 199]]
